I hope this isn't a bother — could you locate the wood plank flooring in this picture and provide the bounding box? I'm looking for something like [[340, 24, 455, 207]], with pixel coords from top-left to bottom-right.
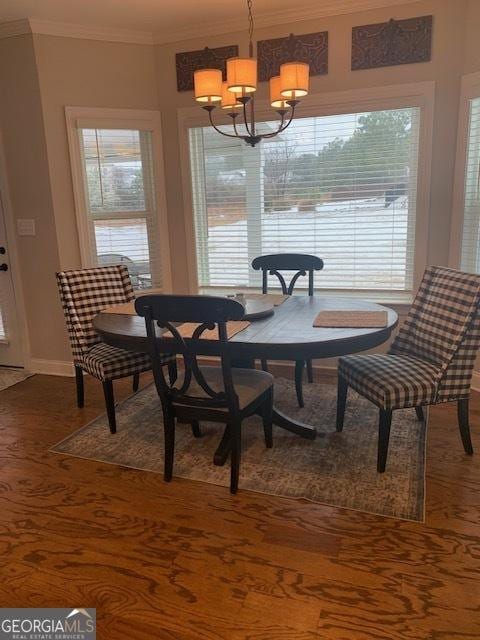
[[1, 372, 479, 639]]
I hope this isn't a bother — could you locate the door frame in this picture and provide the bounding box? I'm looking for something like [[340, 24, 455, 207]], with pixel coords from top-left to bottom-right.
[[0, 130, 29, 368]]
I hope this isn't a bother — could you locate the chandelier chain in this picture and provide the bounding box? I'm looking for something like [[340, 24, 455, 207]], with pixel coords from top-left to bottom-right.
[[247, 0, 254, 57]]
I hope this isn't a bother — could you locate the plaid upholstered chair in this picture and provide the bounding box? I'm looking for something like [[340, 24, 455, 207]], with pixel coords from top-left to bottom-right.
[[56, 265, 176, 434], [336, 266, 480, 472]]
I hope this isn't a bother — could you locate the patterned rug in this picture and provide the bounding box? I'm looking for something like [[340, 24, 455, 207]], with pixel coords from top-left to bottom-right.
[[51, 378, 426, 521]]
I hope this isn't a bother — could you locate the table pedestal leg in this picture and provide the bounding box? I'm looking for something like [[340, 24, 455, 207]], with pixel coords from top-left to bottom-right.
[[271, 407, 318, 439], [212, 357, 318, 466]]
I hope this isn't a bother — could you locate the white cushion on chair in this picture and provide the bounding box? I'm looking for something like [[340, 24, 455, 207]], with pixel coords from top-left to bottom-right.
[[174, 366, 273, 411]]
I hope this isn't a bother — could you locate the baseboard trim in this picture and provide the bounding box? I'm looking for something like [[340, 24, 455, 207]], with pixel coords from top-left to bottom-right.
[[199, 356, 337, 378], [27, 358, 75, 377]]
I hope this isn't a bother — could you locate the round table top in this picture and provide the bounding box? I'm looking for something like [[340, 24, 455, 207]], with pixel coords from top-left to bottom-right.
[[94, 296, 398, 361]]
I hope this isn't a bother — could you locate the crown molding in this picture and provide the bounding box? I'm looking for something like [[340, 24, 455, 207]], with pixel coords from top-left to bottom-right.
[[0, 0, 422, 46], [0, 19, 31, 39], [152, 0, 423, 44], [28, 18, 154, 44]]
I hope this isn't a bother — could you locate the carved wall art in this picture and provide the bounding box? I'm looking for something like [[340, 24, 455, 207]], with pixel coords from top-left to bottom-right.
[[352, 15, 432, 71], [257, 31, 328, 82], [176, 45, 239, 92]]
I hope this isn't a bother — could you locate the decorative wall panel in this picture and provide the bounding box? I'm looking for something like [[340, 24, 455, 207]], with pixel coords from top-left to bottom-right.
[[176, 45, 239, 92], [352, 15, 432, 71], [257, 32, 328, 82]]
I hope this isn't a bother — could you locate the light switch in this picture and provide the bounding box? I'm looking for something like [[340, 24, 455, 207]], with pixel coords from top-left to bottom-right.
[[17, 219, 36, 236]]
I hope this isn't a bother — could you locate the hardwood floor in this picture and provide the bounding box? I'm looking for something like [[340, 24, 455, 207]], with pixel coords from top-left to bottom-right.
[[1, 372, 480, 639]]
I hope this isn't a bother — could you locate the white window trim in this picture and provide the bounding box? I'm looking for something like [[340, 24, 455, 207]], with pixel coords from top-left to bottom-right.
[[65, 106, 172, 291], [449, 71, 480, 270], [178, 81, 435, 302]]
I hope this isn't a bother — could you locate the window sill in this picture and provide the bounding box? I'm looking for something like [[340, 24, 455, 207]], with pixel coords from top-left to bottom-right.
[[198, 286, 412, 310]]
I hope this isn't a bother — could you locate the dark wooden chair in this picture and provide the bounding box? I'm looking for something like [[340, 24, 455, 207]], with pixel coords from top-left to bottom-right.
[[135, 294, 274, 494], [56, 265, 176, 434], [251, 253, 324, 407], [336, 266, 480, 472]]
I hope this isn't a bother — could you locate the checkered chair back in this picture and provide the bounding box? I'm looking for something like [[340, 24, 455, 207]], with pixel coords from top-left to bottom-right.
[[390, 266, 480, 402], [56, 265, 134, 362]]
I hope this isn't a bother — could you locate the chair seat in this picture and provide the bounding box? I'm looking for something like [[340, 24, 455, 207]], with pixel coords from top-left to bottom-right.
[[174, 366, 273, 411], [338, 353, 440, 410], [81, 342, 164, 381]]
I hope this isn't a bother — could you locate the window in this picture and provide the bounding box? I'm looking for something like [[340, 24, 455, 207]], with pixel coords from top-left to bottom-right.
[[66, 108, 171, 291], [189, 107, 421, 293], [459, 97, 480, 273]]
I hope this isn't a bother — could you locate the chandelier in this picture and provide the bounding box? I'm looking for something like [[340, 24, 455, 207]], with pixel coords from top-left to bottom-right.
[[193, 0, 310, 147]]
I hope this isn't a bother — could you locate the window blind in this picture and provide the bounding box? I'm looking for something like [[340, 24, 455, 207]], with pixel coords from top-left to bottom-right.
[[460, 98, 480, 273], [189, 107, 420, 292], [78, 128, 161, 289]]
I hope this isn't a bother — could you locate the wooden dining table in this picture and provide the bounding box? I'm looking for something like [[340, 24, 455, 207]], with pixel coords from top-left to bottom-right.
[[93, 295, 398, 465]]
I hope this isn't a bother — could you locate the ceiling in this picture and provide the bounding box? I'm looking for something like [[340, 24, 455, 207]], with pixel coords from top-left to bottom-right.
[[0, 0, 422, 43]]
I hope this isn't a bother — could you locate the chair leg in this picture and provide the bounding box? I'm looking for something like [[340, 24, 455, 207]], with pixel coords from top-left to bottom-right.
[[294, 360, 305, 408], [132, 373, 140, 392], [168, 359, 178, 385], [306, 359, 314, 383], [191, 420, 202, 438], [230, 420, 242, 494], [261, 359, 269, 372], [457, 398, 474, 455], [415, 406, 424, 421], [102, 380, 116, 434], [262, 387, 274, 448], [75, 365, 84, 408], [336, 375, 348, 432], [164, 412, 175, 482], [377, 409, 393, 473]]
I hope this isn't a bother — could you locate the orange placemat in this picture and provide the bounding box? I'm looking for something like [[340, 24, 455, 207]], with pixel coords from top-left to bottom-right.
[[102, 301, 136, 315], [103, 288, 164, 315], [313, 310, 388, 328], [162, 321, 250, 340], [243, 293, 289, 306], [101, 302, 250, 340]]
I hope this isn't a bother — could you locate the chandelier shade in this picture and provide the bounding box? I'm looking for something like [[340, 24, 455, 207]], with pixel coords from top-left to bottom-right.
[[279, 62, 310, 98], [193, 0, 309, 146], [227, 57, 257, 94], [193, 68, 223, 103], [221, 81, 242, 109], [269, 75, 290, 109]]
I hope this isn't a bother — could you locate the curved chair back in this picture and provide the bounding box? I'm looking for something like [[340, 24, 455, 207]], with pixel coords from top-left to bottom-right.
[[135, 294, 245, 412], [390, 265, 480, 402], [56, 265, 134, 361], [251, 253, 324, 296]]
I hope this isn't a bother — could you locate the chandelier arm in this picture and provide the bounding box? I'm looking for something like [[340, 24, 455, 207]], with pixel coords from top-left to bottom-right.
[[276, 104, 297, 132], [259, 111, 287, 139], [264, 103, 297, 138], [242, 100, 254, 138], [259, 105, 298, 140], [207, 108, 244, 139]]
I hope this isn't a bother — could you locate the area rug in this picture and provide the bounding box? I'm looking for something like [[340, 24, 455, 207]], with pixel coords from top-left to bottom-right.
[[0, 367, 32, 391], [51, 378, 426, 521]]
